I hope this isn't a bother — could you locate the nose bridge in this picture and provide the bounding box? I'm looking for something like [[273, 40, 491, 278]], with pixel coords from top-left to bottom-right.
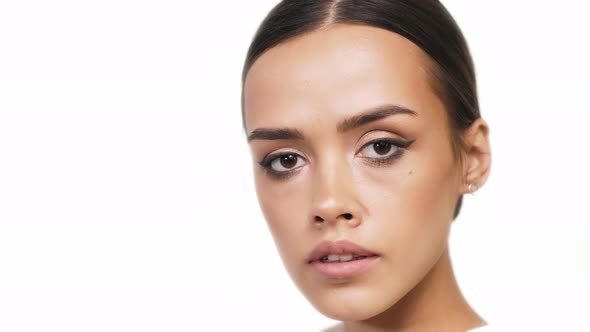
[[311, 150, 361, 225]]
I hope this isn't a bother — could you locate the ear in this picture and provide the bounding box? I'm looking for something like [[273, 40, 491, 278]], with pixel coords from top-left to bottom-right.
[[461, 118, 491, 194]]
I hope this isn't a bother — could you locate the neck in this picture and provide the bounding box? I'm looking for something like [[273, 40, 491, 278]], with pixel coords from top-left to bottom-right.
[[343, 247, 485, 332]]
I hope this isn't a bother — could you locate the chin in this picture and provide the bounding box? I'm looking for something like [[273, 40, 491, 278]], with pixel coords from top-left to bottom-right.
[[318, 306, 379, 322], [303, 283, 398, 321]]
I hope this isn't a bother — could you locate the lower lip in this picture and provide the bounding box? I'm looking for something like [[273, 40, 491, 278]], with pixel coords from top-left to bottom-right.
[[310, 256, 379, 279]]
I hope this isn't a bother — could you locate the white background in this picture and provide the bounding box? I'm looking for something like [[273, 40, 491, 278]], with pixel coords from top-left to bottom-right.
[[1, 1, 589, 331]]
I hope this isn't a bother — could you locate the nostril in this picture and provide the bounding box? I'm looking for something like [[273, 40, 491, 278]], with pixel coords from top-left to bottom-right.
[[314, 216, 324, 223], [342, 213, 353, 220]]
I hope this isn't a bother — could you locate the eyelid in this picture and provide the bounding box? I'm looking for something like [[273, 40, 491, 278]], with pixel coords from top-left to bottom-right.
[[257, 151, 307, 180], [258, 150, 307, 167], [257, 135, 415, 179], [357, 136, 414, 155]]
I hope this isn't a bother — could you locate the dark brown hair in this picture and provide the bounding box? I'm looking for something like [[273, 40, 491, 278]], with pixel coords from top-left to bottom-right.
[[241, 0, 480, 219]]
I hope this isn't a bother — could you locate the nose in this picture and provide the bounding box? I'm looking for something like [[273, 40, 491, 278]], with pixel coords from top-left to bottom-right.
[[310, 154, 363, 228]]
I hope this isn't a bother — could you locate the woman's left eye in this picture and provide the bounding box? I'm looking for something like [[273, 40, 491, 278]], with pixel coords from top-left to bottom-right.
[[359, 139, 404, 159]]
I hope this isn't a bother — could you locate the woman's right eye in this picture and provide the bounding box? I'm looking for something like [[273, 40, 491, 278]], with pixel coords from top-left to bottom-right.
[[259, 153, 306, 175]]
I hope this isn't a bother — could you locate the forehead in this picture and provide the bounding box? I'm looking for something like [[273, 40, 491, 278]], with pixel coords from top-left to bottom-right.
[[243, 24, 441, 132]]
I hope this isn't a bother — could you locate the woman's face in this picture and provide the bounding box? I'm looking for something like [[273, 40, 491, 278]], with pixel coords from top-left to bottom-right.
[[243, 24, 466, 320]]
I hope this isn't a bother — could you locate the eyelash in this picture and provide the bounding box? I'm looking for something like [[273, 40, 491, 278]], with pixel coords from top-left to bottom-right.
[[257, 138, 416, 180], [258, 153, 301, 180], [359, 137, 415, 166]]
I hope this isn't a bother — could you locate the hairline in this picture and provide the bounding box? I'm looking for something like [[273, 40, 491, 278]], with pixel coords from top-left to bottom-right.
[[242, 22, 468, 165]]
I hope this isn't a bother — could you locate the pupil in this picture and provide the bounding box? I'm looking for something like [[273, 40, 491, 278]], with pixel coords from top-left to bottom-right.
[[280, 154, 297, 168], [374, 141, 391, 155]]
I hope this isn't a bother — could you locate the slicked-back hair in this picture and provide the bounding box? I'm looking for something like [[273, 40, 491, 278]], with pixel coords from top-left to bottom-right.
[[241, 0, 480, 220]]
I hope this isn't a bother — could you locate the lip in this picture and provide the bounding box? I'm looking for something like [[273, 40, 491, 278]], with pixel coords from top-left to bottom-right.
[[308, 240, 379, 279]]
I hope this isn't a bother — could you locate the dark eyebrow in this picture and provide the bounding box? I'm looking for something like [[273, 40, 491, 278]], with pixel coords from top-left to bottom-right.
[[337, 104, 417, 133], [247, 127, 304, 142], [247, 104, 417, 142]]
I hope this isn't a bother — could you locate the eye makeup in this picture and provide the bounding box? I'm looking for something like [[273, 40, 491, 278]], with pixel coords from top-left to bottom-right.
[[257, 137, 417, 180], [258, 152, 305, 180], [359, 138, 417, 167]]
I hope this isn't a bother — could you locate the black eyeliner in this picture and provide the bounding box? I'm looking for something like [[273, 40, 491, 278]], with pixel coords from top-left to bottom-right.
[[360, 138, 416, 167], [257, 152, 303, 180], [257, 151, 290, 168], [258, 138, 417, 179], [363, 137, 416, 150]]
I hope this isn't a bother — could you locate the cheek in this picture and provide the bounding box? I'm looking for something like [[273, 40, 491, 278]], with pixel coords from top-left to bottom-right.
[[359, 150, 458, 279], [359, 168, 452, 255], [254, 172, 311, 267], [359, 155, 456, 229]]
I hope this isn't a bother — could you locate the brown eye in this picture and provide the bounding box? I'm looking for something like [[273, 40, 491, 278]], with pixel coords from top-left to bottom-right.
[[373, 141, 392, 155], [269, 153, 305, 172], [359, 139, 402, 160], [280, 154, 298, 168]]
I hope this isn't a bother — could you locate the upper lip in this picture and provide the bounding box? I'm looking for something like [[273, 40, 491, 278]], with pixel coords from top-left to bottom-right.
[[308, 240, 378, 263]]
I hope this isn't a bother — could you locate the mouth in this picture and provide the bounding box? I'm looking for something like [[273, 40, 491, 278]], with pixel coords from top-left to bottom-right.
[[317, 254, 375, 263], [308, 240, 380, 279]]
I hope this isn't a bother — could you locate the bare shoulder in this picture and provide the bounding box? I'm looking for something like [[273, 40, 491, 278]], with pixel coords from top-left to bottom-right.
[[321, 323, 497, 332]]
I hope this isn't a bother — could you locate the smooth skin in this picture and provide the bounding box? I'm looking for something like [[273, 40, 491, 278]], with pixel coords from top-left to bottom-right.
[[244, 24, 491, 332]]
